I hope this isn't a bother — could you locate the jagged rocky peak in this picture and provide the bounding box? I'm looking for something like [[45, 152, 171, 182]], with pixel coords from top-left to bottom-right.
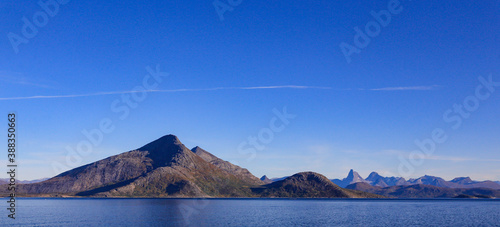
[[346, 169, 365, 182], [191, 146, 218, 163], [366, 172, 382, 181]]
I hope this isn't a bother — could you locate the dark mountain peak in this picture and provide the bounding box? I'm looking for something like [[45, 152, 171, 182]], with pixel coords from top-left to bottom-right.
[[260, 175, 273, 184], [138, 134, 184, 152], [293, 172, 333, 184], [191, 146, 202, 153], [191, 146, 218, 163], [454, 177, 472, 181], [149, 134, 181, 145], [366, 172, 382, 181], [191, 146, 204, 152], [450, 177, 473, 184], [137, 134, 195, 169]]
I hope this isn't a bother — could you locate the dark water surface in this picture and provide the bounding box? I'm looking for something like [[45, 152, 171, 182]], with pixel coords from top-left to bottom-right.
[[2, 198, 499, 226]]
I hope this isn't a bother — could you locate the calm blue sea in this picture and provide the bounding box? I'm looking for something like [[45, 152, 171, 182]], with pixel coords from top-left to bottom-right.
[[1, 198, 499, 226]]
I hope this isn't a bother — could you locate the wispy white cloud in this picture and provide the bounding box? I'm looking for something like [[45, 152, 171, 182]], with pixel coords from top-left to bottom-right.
[[0, 84, 441, 101], [368, 85, 440, 91], [239, 85, 331, 90]]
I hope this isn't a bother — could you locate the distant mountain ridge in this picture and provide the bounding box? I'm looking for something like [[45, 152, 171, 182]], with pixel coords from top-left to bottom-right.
[[330, 170, 500, 190], [0, 178, 49, 185], [347, 182, 500, 198]]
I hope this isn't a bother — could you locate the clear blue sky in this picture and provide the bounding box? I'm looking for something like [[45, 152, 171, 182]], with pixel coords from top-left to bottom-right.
[[1, 0, 499, 181]]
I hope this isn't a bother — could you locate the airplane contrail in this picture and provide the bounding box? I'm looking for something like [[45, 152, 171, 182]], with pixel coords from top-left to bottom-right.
[[0, 85, 332, 101], [0, 85, 439, 101]]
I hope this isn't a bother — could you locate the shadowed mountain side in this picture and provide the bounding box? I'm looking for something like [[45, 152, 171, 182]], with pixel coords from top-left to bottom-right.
[[191, 146, 264, 185], [346, 182, 500, 198], [271, 176, 290, 182], [252, 172, 384, 198], [260, 175, 273, 184], [20, 150, 153, 194]]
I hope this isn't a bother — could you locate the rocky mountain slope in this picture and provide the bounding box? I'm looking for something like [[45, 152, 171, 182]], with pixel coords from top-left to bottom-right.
[[16, 135, 262, 197], [191, 146, 263, 185]]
